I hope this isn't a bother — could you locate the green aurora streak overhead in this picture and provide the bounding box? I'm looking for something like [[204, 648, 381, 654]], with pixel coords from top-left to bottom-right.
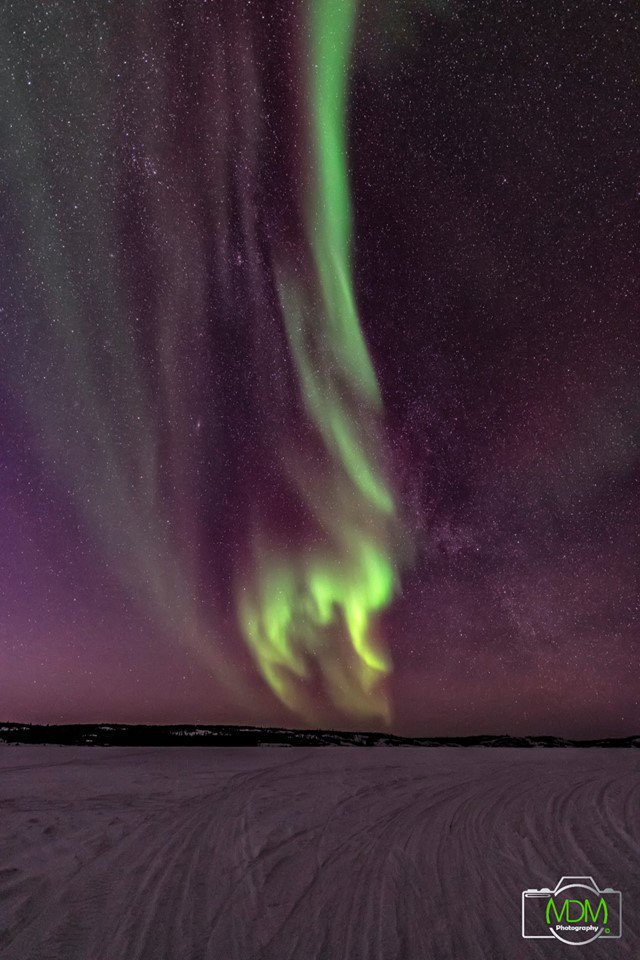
[[237, 0, 405, 722]]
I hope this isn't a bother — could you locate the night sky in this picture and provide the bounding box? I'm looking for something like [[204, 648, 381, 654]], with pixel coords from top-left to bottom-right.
[[1, 0, 637, 736]]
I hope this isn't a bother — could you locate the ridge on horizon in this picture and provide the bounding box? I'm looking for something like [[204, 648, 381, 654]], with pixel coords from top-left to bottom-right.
[[0, 722, 638, 748]]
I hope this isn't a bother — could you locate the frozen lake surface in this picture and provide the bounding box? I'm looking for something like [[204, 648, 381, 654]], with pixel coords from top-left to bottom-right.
[[0, 746, 638, 958]]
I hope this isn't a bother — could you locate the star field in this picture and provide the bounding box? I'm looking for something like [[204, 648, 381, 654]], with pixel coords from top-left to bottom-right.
[[0, 0, 637, 735]]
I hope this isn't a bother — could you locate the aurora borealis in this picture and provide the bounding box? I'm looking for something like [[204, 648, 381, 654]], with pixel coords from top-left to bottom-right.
[[1, 0, 637, 735], [240, 0, 405, 721]]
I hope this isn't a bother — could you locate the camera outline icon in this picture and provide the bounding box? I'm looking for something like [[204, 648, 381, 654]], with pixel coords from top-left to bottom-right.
[[522, 876, 622, 945]]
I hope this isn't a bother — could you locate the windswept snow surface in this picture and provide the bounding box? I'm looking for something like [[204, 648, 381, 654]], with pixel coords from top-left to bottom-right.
[[0, 746, 637, 959]]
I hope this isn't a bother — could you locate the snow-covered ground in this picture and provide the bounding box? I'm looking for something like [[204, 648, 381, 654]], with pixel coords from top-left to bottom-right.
[[0, 746, 637, 958]]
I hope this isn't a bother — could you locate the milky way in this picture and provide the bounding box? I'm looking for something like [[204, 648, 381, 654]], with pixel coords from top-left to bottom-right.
[[0, 0, 637, 734]]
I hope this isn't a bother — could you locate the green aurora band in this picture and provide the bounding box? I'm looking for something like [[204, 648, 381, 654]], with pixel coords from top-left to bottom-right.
[[238, 0, 405, 722]]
